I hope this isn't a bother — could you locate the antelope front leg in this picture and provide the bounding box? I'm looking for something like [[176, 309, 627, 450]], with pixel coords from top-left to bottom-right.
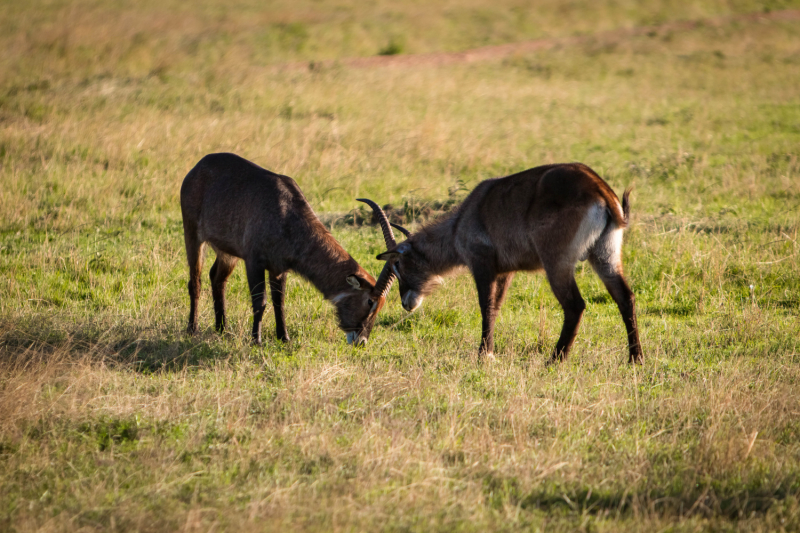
[[245, 262, 268, 345], [473, 266, 500, 361]]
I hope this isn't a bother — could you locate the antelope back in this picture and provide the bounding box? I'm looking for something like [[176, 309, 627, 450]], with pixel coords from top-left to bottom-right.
[[461, 163, 626, 272], [181, 153, 320, 269]]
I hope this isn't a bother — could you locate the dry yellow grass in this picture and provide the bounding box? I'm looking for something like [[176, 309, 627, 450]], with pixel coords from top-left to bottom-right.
[[1, 0, 799, 531]]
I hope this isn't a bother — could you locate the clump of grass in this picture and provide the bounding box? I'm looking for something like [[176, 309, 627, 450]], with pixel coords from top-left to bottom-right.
[[378, 37, 405, 56]]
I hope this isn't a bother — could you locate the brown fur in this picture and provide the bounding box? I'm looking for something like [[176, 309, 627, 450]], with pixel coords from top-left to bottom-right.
[[376, 163, 643, 363], [181, 153, 390, 345]]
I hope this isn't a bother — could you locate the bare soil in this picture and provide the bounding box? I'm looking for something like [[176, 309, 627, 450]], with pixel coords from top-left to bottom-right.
[[280, 8, 800, 72]]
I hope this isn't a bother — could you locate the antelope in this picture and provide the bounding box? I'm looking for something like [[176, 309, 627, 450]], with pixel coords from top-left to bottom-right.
[[180, 153, 397, 346], [363, 163, 643, 364]]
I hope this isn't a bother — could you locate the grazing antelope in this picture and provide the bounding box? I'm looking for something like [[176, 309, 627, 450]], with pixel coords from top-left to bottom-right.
[[180, 153, 396, 346], [363, 163, 643, 363]]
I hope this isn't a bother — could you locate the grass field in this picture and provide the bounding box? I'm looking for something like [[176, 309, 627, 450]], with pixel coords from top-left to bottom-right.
[[2, 0, 800, 531]]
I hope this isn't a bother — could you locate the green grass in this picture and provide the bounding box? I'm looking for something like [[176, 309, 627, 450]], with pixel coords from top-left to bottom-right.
[[1, 0, 800, 531]]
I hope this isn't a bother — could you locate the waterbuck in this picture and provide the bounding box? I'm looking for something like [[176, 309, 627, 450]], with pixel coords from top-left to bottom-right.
[[363, 163, 643, 363], [180, 153, 396, 346]]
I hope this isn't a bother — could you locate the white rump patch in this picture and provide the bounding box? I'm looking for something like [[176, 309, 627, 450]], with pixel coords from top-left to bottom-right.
[[593, 227, 624, 273], [573, 203, 607, 262]]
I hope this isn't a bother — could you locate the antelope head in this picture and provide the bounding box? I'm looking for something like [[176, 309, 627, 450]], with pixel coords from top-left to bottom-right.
[[358, 199, 439, 313], [333, 199, 399, 345]]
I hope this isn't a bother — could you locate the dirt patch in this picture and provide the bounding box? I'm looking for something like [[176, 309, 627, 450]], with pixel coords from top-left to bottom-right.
[[281, 9, 800, 72]]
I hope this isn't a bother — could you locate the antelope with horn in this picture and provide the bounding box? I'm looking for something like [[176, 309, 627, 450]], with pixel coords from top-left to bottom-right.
[[180, 153, 397, 346], [363, 163, 643, 364]]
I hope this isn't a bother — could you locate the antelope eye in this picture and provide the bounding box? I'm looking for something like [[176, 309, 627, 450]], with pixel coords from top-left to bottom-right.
[[367, 299, 374, 307]]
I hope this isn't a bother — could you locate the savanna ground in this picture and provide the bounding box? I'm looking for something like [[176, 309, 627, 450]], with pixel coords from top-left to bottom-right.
[[1, 0, 800, 531]]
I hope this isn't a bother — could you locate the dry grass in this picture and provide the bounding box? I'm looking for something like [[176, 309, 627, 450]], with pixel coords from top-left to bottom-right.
[[2, 332, 800, 531], [1, 0, 800, 531]]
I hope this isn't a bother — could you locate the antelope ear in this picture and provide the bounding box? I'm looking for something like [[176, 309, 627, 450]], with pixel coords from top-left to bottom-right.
[[377, 242, 411, 261], [346, 274, 371, 291], [376, 250, 399, 261]]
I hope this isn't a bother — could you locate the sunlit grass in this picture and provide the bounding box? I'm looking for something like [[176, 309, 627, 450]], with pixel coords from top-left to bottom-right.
[[1, 0, 799, 531]]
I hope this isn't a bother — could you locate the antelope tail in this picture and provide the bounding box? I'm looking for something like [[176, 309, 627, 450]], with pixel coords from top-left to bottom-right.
[[622, 186, 633, 226]]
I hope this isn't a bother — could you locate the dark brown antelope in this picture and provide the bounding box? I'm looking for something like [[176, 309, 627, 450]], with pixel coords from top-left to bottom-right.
[[364, 163, 643, 364], [180, 153, 396, 346]]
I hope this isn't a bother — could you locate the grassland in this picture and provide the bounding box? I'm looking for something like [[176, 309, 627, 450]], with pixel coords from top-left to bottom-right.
[[1, 0, 800, 531]]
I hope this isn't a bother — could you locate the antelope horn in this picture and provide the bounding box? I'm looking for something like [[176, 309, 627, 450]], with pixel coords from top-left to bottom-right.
[[390, 222, 411, 238], [357, 198, 396, 249], [372, 261, 396, 299]]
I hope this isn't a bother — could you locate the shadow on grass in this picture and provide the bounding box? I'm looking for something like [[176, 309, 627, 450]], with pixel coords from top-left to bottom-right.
[[643, 302, 698, 316], [115, 337, 230, 372], [482, 473, 798, 521], [0, 316, 255, 373]]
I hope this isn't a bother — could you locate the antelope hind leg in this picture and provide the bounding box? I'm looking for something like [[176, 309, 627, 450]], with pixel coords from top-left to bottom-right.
[[269, 271, 290, 342], [209, 249, 239, 334], [544, 266, 586, 363]]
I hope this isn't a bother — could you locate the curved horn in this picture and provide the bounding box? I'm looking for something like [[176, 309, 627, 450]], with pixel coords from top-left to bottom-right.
[[357, 198, 396, 249], [372, 261, 396, 299], [390, 222, 411, 239]]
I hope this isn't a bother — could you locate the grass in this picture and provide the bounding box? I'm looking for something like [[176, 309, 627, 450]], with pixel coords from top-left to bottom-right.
[[1, 0, 800, 531]]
